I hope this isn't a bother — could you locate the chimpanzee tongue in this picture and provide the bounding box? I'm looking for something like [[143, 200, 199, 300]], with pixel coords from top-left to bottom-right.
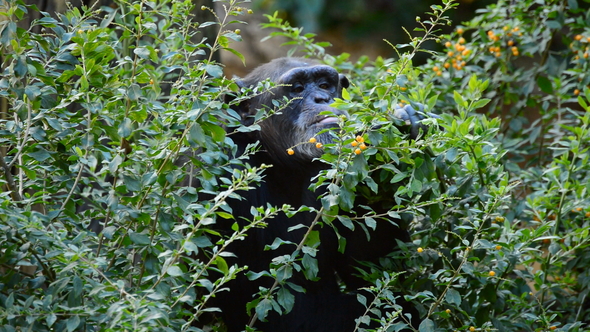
[[318, 117, 338, 124]]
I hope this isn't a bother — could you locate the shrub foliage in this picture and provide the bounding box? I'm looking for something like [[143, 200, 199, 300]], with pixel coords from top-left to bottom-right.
[[0, 0, 589, 331]]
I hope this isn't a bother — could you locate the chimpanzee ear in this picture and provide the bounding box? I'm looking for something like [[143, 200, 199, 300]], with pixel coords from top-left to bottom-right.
[[339, 74, 350, 89], [225, 80, 255, 125]]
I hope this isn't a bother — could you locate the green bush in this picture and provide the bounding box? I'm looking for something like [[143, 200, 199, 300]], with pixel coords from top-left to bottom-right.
[[1, 0, 589, 331]]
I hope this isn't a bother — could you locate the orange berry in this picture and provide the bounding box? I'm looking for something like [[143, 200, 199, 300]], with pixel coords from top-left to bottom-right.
[[359, 142, 367, 150], [585, 212, 590, 218], [512, 50, 519, 56], [354, 148, 362, 155], [495, 245, 502, 250], [400, 86, 407, 91], [444, 62, 450, 69], [149, 79, 154, 84], [433, 66, 439, 72], [489, 271, 496, 277], [445, 41, 452, 48], [436, 70, 443, 76], [585, 52, 589, 58], [315, 142, 323, 148], [417, 247, 424, 253], [489, 46, 495, 53], [575, 34, 583, 41], [457, 27, 464, 34], [512, 26, 520, 32], [549, 326, 557, 330], [511, 46, 518, 52], [487, 30, 494, 37], [351, 141, 358, 147], [458, 37, 466, 44], [462, 49, 471, 56], [543, 239, 551, 244], [576, 207, 583, 211], [447, 51, 454, 57], [287, 148, 294, 155], [309, 137, 317, 143], [508, 40, 514, 46], [355, 135, 364, 143], [495, 52, 502, 57]]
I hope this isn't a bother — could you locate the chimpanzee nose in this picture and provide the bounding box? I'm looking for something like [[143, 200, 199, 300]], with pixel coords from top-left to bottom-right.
[[313, 92, 330, 104]]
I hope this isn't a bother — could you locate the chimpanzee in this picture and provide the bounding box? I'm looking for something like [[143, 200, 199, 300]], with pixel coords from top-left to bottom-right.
[[211, 57, 428, 332]]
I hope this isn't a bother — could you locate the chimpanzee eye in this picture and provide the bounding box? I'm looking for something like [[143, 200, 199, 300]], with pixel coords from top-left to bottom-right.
[[319, 83, 329, 90], [292, 83, 304, 93]]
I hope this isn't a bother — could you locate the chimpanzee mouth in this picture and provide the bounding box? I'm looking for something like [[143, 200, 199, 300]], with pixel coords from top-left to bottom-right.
[[316, 116, 339, 125]]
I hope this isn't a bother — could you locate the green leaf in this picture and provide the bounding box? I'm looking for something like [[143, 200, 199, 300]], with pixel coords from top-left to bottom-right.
[[418, 318, 435, 332], [446, 288, 462, 306], [341, 87, 350, 101], [536, 76, 553, 94], [216, 256, 229, 274], [453, 90, 466, 108], [277, 287, 295, 312], [133, 46, 150, 59], [204, 64, 223, 78], [66, 316, 80, 332], [167, 266, 184, 276], [129, 232, 150, 245], [202, 122, 226, 142]]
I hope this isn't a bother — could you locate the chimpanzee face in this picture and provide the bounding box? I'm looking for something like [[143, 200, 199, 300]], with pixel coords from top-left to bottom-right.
[[237, 59, 350, 162]]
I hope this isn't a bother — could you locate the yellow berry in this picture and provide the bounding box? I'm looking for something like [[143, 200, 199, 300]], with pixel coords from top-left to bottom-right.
[[495, 216, 505, 222], [489, 271, 496, 277], [495, 245, 502, 250], [355, 135, 364, 143], [470, 327, 476, 332], [287, 148, 294, 155], [201, 5, 206, 10], [417, 247, 424, 253], [78, 29, 83, 34], [149, 79, 154, 85], [354, 148, 362, 155], [247, 9, 253, 14], [315, 142, 323, 149], [235, 29, 241, 35], [445, 309, 451, 314], [309, 137, 317, 143]]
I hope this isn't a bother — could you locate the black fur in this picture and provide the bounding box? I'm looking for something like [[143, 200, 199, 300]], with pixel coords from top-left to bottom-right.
[[211, 57, 419, 332]]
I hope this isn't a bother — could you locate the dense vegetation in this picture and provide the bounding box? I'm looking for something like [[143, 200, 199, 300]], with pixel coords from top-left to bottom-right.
[[1, 0, 589, 331]]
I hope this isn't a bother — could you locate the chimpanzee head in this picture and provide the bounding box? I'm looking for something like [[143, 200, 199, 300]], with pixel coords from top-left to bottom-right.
[[231, 57, 350, 164]]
